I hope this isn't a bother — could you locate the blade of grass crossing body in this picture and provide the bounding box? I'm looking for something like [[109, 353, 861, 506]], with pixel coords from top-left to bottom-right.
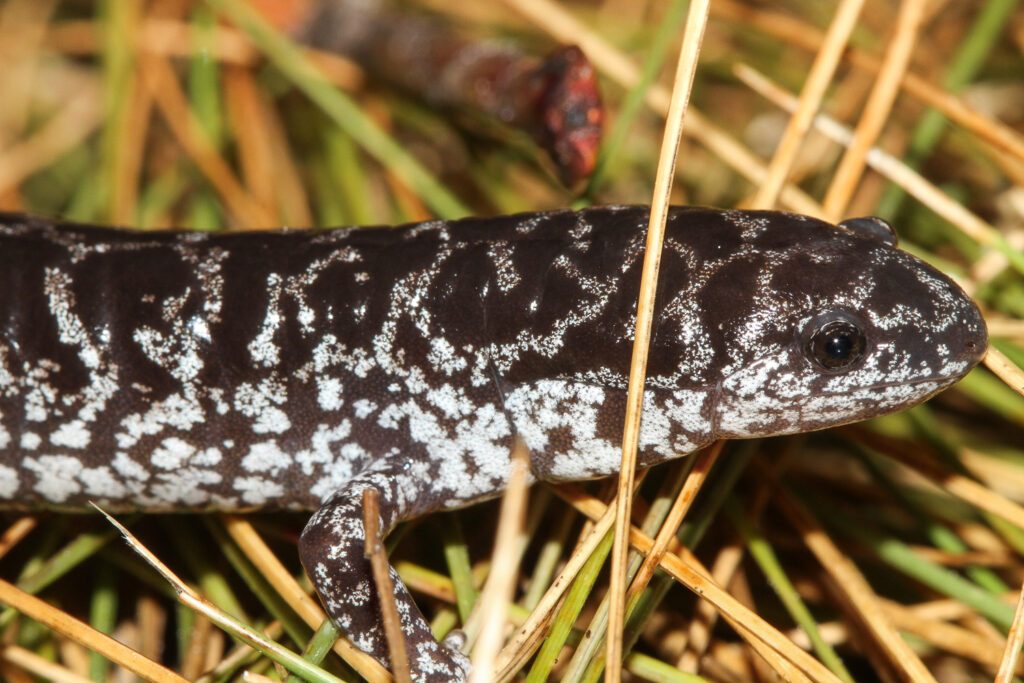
[[204, 0, 470, 220], [876, 0, 1022, 218], [725, 497, 855, 683], [609, 3, 711, 677]]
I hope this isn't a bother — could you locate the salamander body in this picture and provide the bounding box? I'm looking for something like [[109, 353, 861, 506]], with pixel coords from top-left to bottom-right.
[[0, 206, 987, 680]]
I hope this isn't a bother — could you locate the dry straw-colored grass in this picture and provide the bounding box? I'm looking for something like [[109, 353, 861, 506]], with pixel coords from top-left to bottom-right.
[[1, 1, 1023, 682]]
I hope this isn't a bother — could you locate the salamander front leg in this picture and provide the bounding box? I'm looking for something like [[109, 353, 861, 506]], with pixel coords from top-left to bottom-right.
[[299, 471, 471, 682]]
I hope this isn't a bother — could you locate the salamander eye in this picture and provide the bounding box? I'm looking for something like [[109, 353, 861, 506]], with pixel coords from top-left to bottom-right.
[[805, 316, 866, 371]]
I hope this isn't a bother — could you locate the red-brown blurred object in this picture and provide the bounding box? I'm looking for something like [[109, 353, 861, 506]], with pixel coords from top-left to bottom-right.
[[252, 0, 603, 186]]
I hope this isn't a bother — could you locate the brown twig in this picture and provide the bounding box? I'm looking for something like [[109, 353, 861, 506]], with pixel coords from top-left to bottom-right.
[[0, 517, 36, 562], [468, 437, 530, 682], [985, 346, 1024, 399], [751, 0, 865, 209], [770, 475, 939, 683], [554, 485, 844, 683], [996, 579, 1024, 682], [0, 578, 189, 683], [607, 3, 710, 679], [138, 32, 275, 227], [821, 0, 927, 220], [364, 488, 412, 683], [624, 442, 723, 607]]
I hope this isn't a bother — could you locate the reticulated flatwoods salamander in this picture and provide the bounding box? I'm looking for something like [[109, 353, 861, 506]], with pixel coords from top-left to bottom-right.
[[0, 206, 987, 681]]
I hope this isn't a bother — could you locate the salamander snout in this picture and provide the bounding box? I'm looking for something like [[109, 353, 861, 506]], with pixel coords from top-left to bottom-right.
[[957, 302, 988, 370]]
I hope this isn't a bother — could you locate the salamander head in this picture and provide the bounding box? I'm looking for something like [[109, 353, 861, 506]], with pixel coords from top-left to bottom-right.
[[646, 208, 987, 439]]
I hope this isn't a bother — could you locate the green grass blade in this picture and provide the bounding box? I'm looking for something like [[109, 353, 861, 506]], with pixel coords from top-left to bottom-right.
[[204, 0, 470, 219]]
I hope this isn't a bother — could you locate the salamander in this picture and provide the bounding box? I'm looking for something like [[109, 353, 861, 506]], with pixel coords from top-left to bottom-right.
[[0, 206, 987, 681]]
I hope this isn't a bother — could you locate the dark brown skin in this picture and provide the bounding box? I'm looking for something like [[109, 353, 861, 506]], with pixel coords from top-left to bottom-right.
[[0, 207, 986, 680]]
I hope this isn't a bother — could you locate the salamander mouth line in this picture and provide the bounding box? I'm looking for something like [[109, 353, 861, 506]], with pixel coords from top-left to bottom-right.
[[863, 370, 967, 393], [559, 360, 969, 398]]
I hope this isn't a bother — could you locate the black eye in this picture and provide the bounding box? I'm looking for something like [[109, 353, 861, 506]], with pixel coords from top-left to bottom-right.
[[806, 319, 866, 371]]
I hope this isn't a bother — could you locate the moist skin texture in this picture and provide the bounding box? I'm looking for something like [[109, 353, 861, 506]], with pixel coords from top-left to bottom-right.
[[0, 206, 987, 681]]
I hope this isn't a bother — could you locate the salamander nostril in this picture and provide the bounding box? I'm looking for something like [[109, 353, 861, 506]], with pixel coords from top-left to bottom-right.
[[964, 324, 988, 362]]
